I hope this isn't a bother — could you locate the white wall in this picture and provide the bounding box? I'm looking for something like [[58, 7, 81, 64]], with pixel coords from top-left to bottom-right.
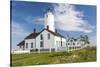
[[36, 30, 55, 49], [25, 39, 35, 50], [55, 36, 67, 51], [17, 45, 24, 50], [61, 38, 66, 47], [24, 30, 67, 51]]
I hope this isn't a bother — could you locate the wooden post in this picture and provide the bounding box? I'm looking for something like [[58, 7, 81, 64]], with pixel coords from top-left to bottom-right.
[[38, 48, 40, 53], [49, 48, 51, 53], [55, 47, 57, 52]]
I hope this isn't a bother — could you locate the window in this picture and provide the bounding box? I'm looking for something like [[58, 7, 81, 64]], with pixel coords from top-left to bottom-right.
[[19, 46, 21, 48], [48, 33, 50, 39], [61, 41, 62, 47], [26, 43, 28, 48], [68, 43, 70, 45], [73, 43, 75, 45], [40, 41, 43, 47], [40, 34, 43, 40], [31, 42, 33, 48]]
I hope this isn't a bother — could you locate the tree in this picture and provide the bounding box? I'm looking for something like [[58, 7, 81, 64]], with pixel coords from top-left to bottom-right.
[[80, 35, 90, 45], [84, 35, 90, 44]]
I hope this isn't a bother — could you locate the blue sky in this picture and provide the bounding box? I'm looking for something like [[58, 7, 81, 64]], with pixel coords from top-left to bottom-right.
[[11, 1, 96, 49]]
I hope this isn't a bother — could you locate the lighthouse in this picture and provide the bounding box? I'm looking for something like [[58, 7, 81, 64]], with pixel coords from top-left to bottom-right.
[[44, 8, 55, 32]]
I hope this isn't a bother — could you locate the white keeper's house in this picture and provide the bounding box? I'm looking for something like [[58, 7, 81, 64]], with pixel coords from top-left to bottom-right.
[[14, 9, 88, 53]]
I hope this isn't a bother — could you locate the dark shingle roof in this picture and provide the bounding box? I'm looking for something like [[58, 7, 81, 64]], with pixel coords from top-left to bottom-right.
[[17, 40, 25, 46], [67, 37, 77, 42], [25, 32, 39, 39], [25, 28, 65, 39], [45, 29, 65, 38]]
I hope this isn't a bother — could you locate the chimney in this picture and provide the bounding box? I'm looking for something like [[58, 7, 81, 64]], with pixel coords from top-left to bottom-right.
[[47, 25, 49, 30], [33, 28, 36, 33], [55, 29, 57, 33]]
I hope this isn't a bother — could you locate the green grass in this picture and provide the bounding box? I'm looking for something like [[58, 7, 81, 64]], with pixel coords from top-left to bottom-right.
[[11, 46, 96, 66]]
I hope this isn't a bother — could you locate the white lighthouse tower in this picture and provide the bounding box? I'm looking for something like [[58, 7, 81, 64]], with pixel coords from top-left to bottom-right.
[[44, 8, 55, 32]]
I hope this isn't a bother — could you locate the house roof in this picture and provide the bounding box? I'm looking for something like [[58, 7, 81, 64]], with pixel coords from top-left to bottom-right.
[[17, 28, 65, 46], [45, 29, 65, 38], [25, 32, 40, 39], [17, 40, 25, 46], [67, 37, 77, 42], [25, 28, 65, 39]]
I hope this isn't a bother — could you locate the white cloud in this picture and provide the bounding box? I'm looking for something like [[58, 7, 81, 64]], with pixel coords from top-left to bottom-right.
[[33, 17, 44, 23], [25, 16, 44, 24], [53, 4, 94, 33]]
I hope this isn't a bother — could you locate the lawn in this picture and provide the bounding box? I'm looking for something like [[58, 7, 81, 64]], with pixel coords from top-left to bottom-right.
[[11, 46, 96, 66]]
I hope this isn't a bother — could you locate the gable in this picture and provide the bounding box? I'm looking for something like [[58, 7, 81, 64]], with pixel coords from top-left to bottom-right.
[[24, 28, 65, 40], [46, 29, 65, 38]]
